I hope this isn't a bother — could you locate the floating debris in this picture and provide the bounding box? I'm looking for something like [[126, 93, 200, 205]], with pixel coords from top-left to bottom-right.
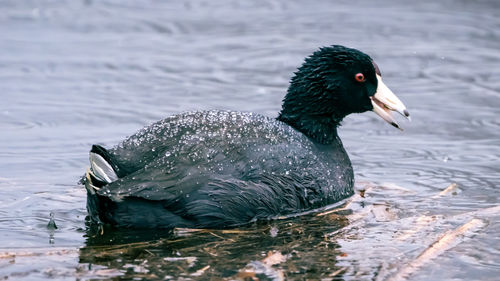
[[190, 265, 210, 277], [0, 248, 79, 259], [269, 226, 279, 237], [387, 218, 486, 281], [395, 215, 436, 241], [163, 256, 197, 268], [236, 251, 287, 281], [432, 183, 459, 198], [371, 203, 398, 222]]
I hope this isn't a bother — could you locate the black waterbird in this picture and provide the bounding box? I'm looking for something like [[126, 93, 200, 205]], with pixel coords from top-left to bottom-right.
[[84, 45, 409, 229]]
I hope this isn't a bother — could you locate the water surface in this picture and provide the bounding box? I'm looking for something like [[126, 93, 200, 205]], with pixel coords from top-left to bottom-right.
[[1, 0, 499, 280]]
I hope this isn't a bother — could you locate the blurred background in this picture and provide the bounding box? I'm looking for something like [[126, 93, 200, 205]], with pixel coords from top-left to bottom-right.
[[1, 0, 499, 280]]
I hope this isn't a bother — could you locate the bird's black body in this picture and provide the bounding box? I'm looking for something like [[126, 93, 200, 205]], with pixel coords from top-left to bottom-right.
[[87, 111, 353, 228], [85, 45, 389, 229]]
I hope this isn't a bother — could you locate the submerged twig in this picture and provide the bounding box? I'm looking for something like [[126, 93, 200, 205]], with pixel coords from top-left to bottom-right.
[[395, 215, 436, 241], [387, 218, 486, 281], [316, 188, 368, 217], [191, 265, 210, 277], [329, 266, 347, 277], [431, 183, 459, 198], [0, 247, 79, 259]]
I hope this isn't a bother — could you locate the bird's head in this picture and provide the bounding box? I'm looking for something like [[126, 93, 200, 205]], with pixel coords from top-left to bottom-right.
[[278, 45, 409, 143]]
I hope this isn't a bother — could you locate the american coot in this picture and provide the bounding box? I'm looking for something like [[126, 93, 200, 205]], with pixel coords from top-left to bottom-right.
[[84, 45, 409, 229]]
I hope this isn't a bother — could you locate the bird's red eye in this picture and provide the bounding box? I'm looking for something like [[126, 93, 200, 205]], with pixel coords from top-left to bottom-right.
[[355, 73, 365, 82]]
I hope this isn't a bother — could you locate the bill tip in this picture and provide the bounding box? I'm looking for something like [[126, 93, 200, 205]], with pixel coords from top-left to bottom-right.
[[391, 122, 404, 131]]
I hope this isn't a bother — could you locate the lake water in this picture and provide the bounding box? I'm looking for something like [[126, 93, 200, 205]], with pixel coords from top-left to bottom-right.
[[1, 0, 499, 280]]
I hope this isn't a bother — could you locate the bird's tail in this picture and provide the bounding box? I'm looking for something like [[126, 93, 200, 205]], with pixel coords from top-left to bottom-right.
[[84, 144, 121, 230]]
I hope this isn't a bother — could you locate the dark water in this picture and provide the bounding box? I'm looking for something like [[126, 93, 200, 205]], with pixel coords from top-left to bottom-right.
[[1, 0, 499, 280]]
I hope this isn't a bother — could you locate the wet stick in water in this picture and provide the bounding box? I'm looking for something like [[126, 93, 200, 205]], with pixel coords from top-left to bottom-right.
[[385, 218, 486, 281], [395, 183, 459, 241], [236, 251, 286, 281], [315, 195, 358, 217], [431, 183, 459, 198], [190, 265, 210, 277], [331, 182, 494, 280], [395, 215, 436, 241], [0, 247, 79, 259], [316, 182, 376, 217]]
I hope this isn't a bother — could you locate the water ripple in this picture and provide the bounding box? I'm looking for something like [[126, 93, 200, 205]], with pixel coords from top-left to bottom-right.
[[1, 0, 499, 280]]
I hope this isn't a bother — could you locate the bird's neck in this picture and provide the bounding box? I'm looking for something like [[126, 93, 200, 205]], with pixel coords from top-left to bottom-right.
[[277, 112, 341, 145]]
